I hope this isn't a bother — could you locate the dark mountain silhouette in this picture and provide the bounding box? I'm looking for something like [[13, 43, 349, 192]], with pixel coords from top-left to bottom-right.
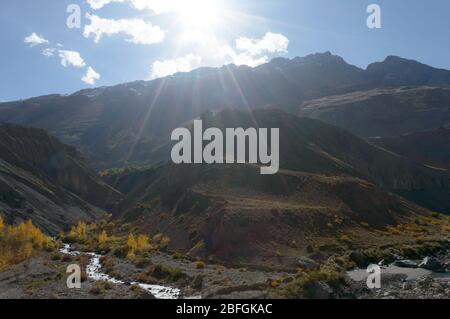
[[0, 124, 122, 234], [1, 53, 450, 169]]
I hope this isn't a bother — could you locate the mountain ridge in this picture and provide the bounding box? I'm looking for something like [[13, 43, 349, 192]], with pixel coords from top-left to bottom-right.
[[2, 52, 450, 170]]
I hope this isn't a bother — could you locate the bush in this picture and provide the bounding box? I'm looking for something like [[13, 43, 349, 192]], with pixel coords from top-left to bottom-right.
[[196, 261, 206, 269], [339, 234, 352, 243], [281, 263, 345, 298], [139, 265, 186, 283], [51, 253, 61, 261], [89, 281, 112, 295]]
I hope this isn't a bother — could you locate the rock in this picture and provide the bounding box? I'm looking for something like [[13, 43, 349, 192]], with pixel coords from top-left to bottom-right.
[[297, 257, 319, 270], [136, 291, 156, 299], [305, 281, 333, 299], [349, 251, 367, 266], [394, 260, 418, 269], [402, 282, 413, 290], [192, 275, 204, 290], [419, 257, 446, 272]]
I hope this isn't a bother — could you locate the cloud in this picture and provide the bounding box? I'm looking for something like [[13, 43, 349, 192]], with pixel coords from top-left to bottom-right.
[[150, 54, 202, 79], [214, 32, 289, 68], [86, 0, 176, 14], [58, 50, 86, 68], [42, 48, 55, 57], [84, 13, 165, 45], [216, 45, 268, 68], [24, 33, 49, 47], [236, 32, 289, 56], [82, 66, 101, 85]]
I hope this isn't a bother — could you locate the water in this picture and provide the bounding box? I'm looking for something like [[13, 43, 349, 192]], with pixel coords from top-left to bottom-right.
[[59, 244, 182, 299]]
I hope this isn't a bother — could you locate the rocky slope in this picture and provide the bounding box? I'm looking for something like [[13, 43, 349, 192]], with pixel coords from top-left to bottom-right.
[[0, 124, 122, 234], [370, 127, 450, 171], [299, 86, 450, 139], [113, 109, 448, 265]]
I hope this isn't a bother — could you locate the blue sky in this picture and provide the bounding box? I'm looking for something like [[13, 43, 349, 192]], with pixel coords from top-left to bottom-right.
[[1, 0, 450, 101]]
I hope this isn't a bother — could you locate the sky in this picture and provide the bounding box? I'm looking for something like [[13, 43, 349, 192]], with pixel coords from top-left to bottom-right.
[[1, 0, 450, 101]]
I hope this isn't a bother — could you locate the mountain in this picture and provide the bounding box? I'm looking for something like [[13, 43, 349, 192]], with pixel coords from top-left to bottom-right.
[[113, 109, 446, 264], [366, 56, 450, 87], [370, 127, 450, 171], [299, 86, 450, 138], [2, 53, 450, 169], [0, 124, 122, 234]]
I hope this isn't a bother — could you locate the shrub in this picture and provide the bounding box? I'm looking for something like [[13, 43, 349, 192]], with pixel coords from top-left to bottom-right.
[[89, 281, 112, 295], [98, 231, 108, 245], [196, 261, 206, 269], [339, 234, 352, 243], [139, 265, 186, 283], [431, 212, 441, 219], [51, 253, 61, 261]]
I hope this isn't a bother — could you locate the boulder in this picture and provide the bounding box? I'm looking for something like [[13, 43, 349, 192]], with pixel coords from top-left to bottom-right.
[[394, 260, 418, 268], [305, 281, 333, 299], [419, 257, 445, 272], [297, 257, 319, 270]]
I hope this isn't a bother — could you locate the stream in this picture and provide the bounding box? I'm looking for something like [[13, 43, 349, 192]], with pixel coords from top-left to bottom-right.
[[59, 244, 184, 299]]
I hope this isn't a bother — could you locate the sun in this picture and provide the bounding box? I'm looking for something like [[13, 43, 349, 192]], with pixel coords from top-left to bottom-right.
[[174, 0, 222, 30]]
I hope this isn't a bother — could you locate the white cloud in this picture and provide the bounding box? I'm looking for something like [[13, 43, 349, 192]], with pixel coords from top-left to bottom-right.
[[216, 45, 268, 68], [214, 32, 289, 68], [150, 54, 202, 79], [24, 33, 49, 47], [86, 0, 176, 14], [82, 66, 101, 85], [42, 48, 55, 57], [84, 13, 165, 45], [86, 0, 118, 9], [58, 50, 86, 68], [236, 32, 289, 56]]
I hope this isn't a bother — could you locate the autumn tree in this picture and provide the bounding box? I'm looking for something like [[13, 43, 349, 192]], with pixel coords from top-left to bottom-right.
[[69, 222, 88, 242], [127, 234, 137, 258], [136, 234, 152, 252], [0, 219, 52, 271], [0, 216, 4, 233], [98, 230, 108, 245]]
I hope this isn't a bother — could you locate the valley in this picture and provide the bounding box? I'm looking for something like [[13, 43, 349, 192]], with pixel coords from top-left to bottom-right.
[[1, 53, 450, 299]]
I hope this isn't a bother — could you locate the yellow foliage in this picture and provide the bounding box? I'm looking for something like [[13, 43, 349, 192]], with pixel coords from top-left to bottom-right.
[[69, 222, 88, 241], [136, 235, 152, 252], [127, 234, 137, 253], [0, 219, 52, 271], [196, 261, 206, 269], [98, 231, 108, 245], [0, 215, 4, 232]]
